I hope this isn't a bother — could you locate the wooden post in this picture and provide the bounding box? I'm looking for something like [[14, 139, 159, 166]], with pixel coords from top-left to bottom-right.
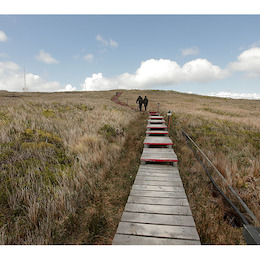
[[167, 111, 172, 129]]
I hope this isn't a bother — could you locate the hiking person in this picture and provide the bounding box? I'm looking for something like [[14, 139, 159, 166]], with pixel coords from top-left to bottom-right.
[[136, 95, 143, 111], [143, 96, 149, 111]]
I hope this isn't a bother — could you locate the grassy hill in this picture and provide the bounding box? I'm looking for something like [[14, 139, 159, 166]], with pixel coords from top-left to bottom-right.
[[0, 89, 259, 244]]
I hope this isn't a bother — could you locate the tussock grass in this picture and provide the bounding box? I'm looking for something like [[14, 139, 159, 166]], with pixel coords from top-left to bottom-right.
[[117, 89, 259, 244], [0, 91, 137, 244]]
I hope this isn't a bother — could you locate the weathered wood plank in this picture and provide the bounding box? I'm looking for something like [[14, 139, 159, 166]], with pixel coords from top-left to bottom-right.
[[137, 167, 179, 173], [124, 203, 191, 215], [148, 119, 166, 123], [144, 136, 173, 145], [121, 212, 196, 227], [137, 171, 180, 177], [146, 124, 167, 129], [130, 189, 187, 199], [139, 164, 177, 170], [134, 179, 183, 187], [113, 234, 200, 245], [149, 116, 164, 120], [135, 176, 182, 182], [141, 148, 178, 162], [116, 222, 200, 241], [146, 130, 169, 135], [127, 196, 189, 206], [132, 184, 184, 192]]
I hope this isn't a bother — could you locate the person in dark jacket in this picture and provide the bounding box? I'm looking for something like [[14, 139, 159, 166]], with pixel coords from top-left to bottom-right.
[[143, 96, 149, 111], [136, 95, 143, 111]]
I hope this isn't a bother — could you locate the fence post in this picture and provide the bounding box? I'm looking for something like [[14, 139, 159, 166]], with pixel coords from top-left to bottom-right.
[[167, 111, 172, 128]]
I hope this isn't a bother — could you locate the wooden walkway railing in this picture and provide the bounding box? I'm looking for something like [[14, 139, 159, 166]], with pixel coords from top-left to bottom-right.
[[112, 111, 201, 245]]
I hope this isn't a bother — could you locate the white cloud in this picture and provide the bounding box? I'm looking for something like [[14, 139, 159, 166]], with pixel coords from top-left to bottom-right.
[[83, 54, 94, 62], [96, 34, 118, 48], [0, 61, 20, 73], [0, 60, 61, 92], [182, 58, 229, 82], [181, 46, 199, 56], [229, 47, 260, 77], [208, 91, 260, 100], [0, 30, 8, 42], [35, 49, 59, 64], [58, 84, 77, 92], [82, 58, 228, 91]]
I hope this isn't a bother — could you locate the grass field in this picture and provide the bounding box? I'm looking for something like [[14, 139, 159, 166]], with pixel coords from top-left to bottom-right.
[[0, 89, 259, 245], [119, 89, 260, 244]]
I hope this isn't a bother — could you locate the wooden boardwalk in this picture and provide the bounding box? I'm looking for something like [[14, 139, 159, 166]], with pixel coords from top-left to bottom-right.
[[113, 111, 200, 245]]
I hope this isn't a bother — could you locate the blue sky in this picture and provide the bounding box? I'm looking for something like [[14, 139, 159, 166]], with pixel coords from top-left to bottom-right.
[[1, 12, 260, 99]]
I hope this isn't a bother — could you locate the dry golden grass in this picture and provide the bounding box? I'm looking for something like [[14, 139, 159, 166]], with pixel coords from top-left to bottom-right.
[[118, 89, 260, 244], [0, 90, 138, 244], [1, 89, 259, 245]]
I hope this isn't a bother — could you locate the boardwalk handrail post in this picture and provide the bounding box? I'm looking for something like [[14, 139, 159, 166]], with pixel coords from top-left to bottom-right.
[[167, 111, 172, 128]]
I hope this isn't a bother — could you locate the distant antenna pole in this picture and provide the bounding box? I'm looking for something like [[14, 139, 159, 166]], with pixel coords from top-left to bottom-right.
[[23, 66, 28, 92]]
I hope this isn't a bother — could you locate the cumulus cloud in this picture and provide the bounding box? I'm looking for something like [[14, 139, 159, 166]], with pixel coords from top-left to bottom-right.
[[208, 91, 260, 100], [58, 84, 77, 92], [0, 61, 20, 74], [0, 60, 61, 92], [83, 54, 94, 62], [35, 49, 59, 64], [229, 47, 260, 77], [0, 30, 8, 42], [182, 58, 229, 82], [181, 46, 199, 56], [96, 34, 118, 48], [82, 58, 228, 91]]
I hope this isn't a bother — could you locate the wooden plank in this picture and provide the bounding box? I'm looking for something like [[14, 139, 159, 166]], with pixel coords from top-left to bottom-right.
[[124, 203, 191, 215], [146, 130, 169, 135], [116, 222, 200, 241], [134, 179, 183, 187], [146, 124, 167, 129], [127, 196, 189, 206], [132, 184, 184, 192], [135, 176, 182, 182], [141, 148, 178, 162], [113, 234, 201, 245], [130, 190, 187, 199], [137, 168, 180, 174], [137, 173, 180, 178], [148, 119, 166, 123], [144, 136, 173, 145], [138, 165, 179, 171], [149, 116, 164, 120], [121, 212, 196, 227]]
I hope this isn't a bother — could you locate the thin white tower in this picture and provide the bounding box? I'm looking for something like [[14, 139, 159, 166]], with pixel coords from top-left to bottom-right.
[[23, 66, 28, 92]]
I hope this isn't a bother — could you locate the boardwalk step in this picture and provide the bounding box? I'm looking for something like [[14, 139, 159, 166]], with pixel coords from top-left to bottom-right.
[[149, 116, 164, 120], [113, 234, 200, 245], [141, 148, 178, 163], [121, 212, 196, 226], [115, 222, 200, 241], [147, 119, 166, 124], [146, 124, 167, 129], [144, 136, 173, 146], [146, 130, 169, 136]]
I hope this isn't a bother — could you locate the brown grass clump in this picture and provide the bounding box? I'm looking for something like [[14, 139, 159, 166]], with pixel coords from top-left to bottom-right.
[[116, 89, 259, 244], [0, 90, 138, 244]]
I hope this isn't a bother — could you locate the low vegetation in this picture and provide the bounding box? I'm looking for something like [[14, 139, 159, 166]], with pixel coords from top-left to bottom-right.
[[0, 89, 259, 245], [0, 91, 141, 244], [118, 89, 259, 244]]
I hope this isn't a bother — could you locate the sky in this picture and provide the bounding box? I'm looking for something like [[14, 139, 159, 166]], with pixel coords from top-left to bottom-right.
[[1, 2, 260, 99]]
